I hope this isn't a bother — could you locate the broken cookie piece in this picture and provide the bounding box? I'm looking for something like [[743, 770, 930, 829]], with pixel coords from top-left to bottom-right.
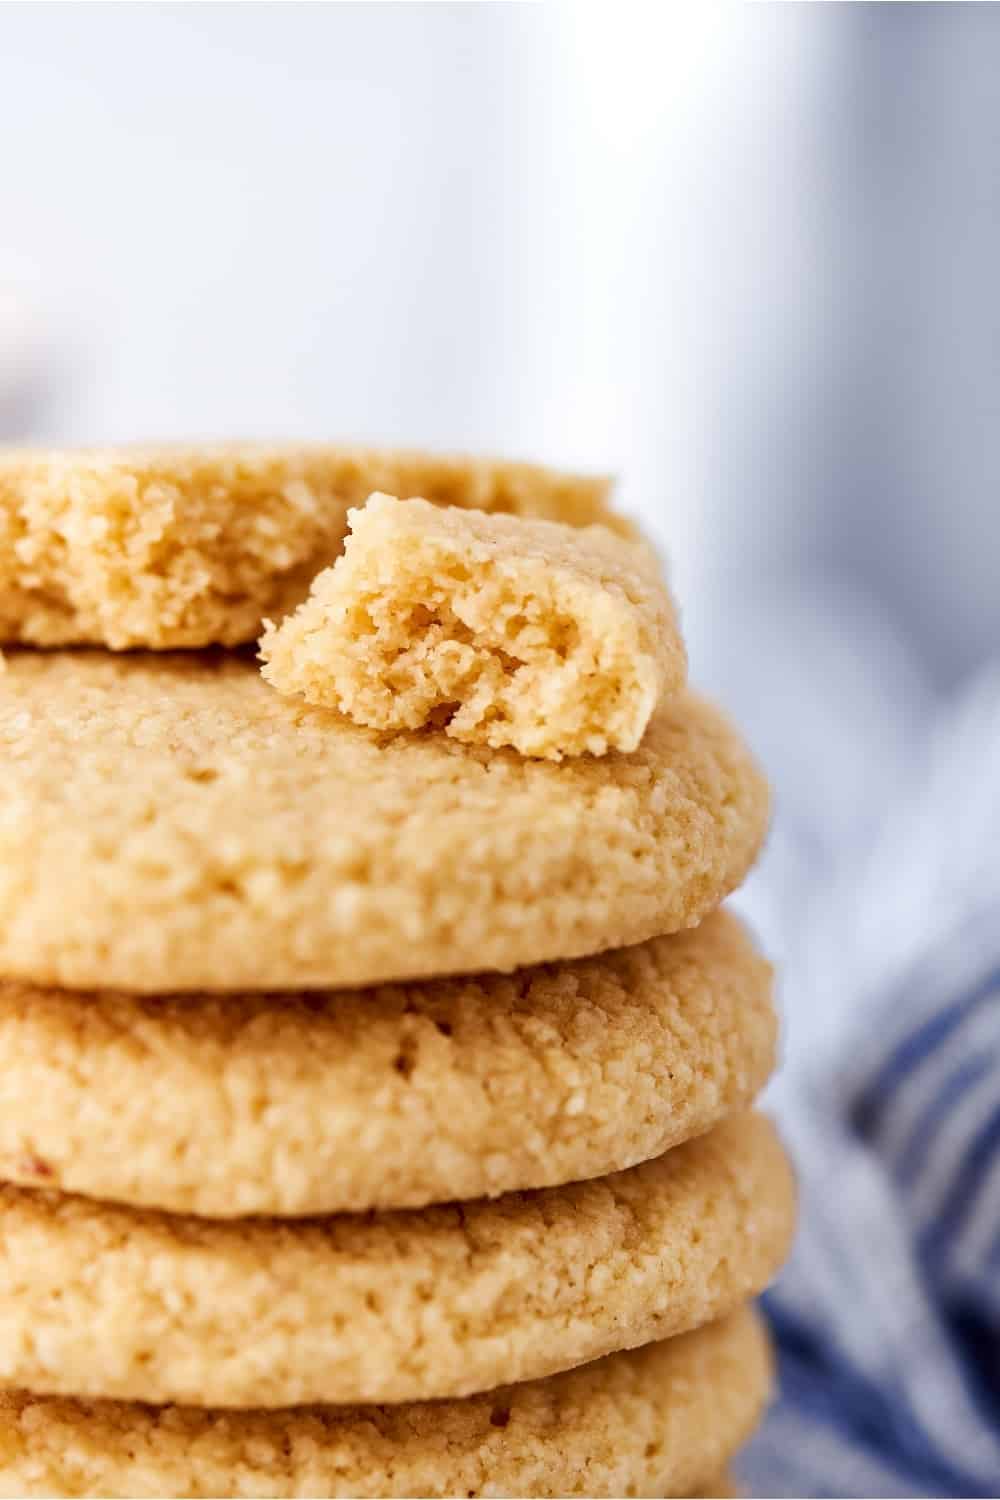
[[259, 493, 685, 759]]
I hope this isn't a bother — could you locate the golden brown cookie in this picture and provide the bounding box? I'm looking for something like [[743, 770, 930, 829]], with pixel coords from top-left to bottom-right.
[[0, 1310, 770, 1498], [0, 444, 622, 649], [259, 494, 685, 760], [0, 911, 775, 1217], [0, 1115, 793, 1408], [0, 652, 769, 992]]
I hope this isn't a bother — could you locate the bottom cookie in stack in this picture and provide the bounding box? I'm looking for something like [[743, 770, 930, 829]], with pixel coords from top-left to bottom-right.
[[0, 1311, 767, 1498], [0, 914, 792, 1496]]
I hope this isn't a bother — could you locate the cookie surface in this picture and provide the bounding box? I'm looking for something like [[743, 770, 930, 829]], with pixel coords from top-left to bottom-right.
[[0, 1311, 769, 1498], [0, 652, 768, 993], [0, 444, 620, 649], [0, 911, 775, 1217], [0, 1114, 793, 1407], [260, 493, 685, 760]]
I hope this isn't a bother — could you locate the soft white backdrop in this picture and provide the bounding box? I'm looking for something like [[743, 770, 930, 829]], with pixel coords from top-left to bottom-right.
[[2, 4, 998, 678], [0, 1, 834, 653]]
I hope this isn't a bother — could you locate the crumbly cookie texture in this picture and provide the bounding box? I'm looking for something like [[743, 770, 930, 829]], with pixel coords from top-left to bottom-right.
[[0, 910, 776, 1217], [0, 1311, 768, 1499], [0, 445, 622, 649], [0, 651, 769, 992], [0, 1114, 793, 1408], [260, 494, 683, 760]]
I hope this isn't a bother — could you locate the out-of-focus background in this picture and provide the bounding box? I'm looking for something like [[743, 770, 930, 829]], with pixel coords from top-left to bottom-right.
[[1, 0, 1000, 669], [4, 3, 999, 679], [3, 5, 999, 1496]]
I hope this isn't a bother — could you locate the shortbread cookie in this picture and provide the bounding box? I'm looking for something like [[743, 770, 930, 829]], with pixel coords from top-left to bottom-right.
[[260, 494, 684, 760], [0, 1114, 793, 1407], [0, 1311, 769, 1498], [0, 445, 622, 649], [0, 652, 769, 992], [0, 911, 775, 1216]]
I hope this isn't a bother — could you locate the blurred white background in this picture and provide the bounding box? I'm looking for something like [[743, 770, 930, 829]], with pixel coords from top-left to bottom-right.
[[1, 2, 780, 630], [3, 3, 998, 683]]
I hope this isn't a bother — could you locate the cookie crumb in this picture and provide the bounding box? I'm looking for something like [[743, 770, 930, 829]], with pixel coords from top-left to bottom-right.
[[259, 494, 685, 759]]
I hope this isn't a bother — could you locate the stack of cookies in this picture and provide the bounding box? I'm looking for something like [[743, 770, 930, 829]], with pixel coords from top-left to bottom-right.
[[0, 446, 794, 1499]]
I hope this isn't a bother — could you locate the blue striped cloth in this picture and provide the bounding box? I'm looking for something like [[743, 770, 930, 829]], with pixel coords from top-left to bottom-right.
[[703, 572, 1000, 1498]]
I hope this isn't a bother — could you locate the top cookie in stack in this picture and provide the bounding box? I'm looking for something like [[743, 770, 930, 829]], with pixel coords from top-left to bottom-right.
[[0, 444, 625, 649], [0, 444, 790, 1500]]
